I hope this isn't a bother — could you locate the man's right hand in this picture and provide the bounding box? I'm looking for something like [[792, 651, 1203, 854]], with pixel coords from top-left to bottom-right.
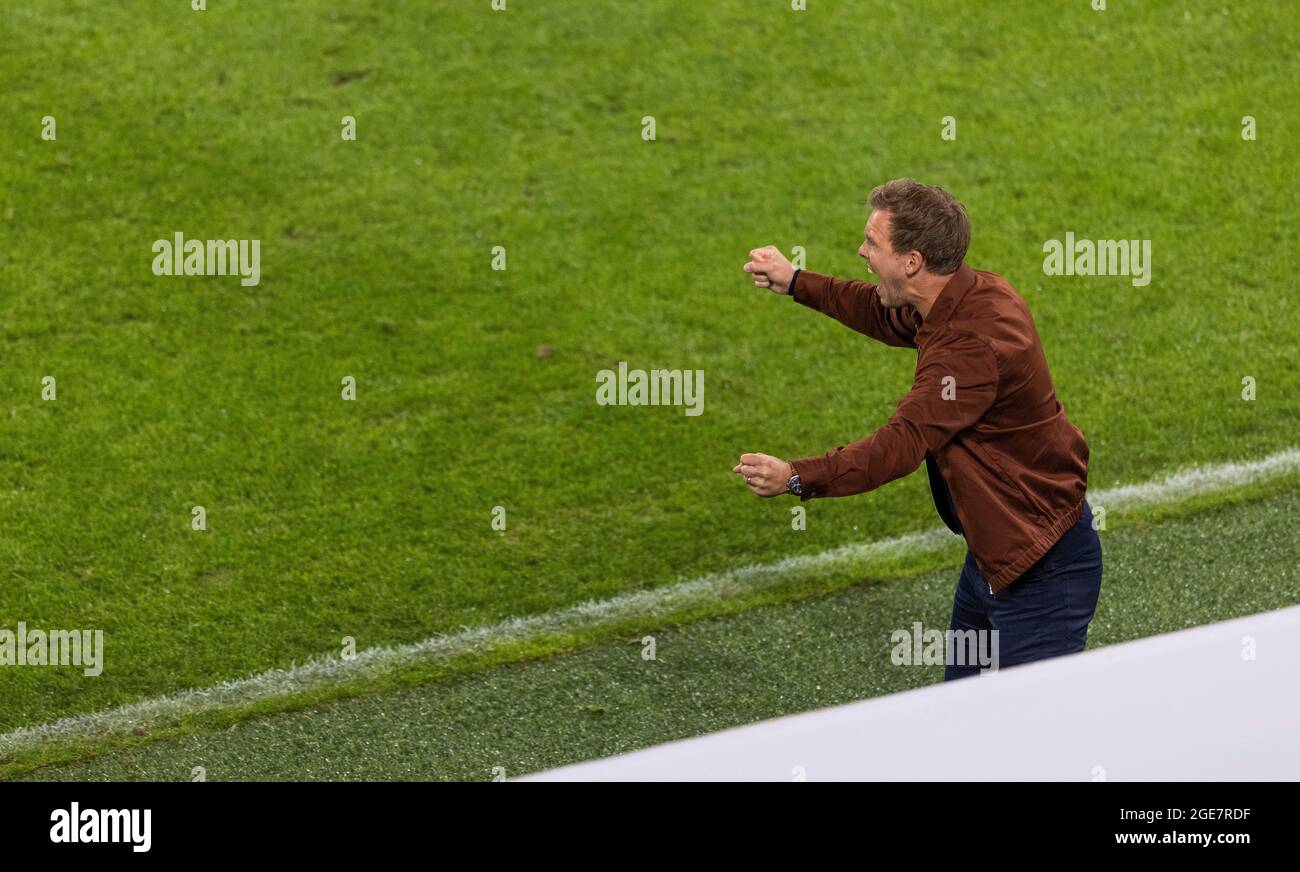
[[743, 246, 796, 295]]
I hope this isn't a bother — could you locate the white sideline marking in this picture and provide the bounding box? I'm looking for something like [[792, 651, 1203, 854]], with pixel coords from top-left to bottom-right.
[[2, 448, 1298, 759]]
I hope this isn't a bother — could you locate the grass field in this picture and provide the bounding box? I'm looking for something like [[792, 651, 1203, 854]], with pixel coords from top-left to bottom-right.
[[2, 0, 1298, 777], [23, 489, 1300, 781]]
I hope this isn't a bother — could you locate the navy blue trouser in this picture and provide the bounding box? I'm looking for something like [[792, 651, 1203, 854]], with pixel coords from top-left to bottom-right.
[[944, 501, 1103, 681]]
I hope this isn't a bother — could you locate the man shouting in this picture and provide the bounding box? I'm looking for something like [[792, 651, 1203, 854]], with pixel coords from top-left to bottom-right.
[[735, 178, 1102, 679]]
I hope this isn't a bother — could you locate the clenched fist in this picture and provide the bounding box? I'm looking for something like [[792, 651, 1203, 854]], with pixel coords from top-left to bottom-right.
[[732, 452, 795, 498], [743, 246, 796, 295]]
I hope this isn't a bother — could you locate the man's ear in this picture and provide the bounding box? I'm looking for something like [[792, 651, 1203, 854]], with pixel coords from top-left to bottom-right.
[[904, 250, 926, 277]]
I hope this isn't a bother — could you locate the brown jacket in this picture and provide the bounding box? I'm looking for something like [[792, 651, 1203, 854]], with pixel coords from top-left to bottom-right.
[[788, 262, 1089, 592]]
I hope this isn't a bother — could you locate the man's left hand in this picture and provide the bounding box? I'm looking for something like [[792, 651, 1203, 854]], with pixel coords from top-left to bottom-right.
[[732, 453, 794, 497]]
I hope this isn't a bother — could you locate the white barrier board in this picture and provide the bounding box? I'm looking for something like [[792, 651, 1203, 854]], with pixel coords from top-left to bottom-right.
[[523, 605, 1300, 781]]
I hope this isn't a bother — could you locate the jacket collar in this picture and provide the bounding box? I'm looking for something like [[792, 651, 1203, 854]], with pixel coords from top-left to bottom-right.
[[915, 262, 976, 344]]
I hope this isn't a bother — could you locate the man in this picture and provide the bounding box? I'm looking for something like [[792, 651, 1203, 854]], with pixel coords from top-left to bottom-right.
[[734, 178, 1102, 679]]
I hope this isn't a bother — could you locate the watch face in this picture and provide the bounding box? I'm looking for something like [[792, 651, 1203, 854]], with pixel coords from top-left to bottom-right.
[[788, 474, 801, 495]]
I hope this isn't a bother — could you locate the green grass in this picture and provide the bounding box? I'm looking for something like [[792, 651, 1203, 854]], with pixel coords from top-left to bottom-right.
[[1, 0, 1298, 765], [22, 488, 1300, 781]]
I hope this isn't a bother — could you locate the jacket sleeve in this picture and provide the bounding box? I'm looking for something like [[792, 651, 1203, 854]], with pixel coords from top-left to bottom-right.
[[789, 331, 999, 499], [791, 270, 920, 348]]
